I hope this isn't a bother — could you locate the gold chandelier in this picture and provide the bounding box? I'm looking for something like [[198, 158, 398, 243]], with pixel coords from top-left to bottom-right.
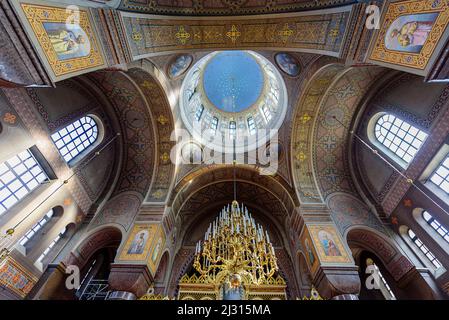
[[193, 200, 278, 286]]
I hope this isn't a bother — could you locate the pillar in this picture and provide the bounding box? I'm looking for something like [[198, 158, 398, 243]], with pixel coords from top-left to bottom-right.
[[297, 208, 361, 299], [107, 263, 154, 299]]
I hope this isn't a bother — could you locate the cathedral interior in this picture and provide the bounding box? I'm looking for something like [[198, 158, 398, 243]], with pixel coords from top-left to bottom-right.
[[1, 0, 449, 301]]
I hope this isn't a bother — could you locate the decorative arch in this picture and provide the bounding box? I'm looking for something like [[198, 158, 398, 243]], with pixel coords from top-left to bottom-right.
[[178, 181, 287, 248], [311, 66, 386, 200], [170, 164, 297, 219], [86, 70, 159, 231], [127, 67, 176, 203], [167, 248, 195, 298], [296, 251, 312, 288], [88, 71, 156, 198], [290, 58, 344, 204], [346, 226, 415, 282], [154, 250, 170, 285], [65, 225, 123, 271]]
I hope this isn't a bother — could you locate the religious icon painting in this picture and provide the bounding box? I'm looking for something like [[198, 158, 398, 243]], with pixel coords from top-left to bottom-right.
[[385, 13, 439, 53], [10, 0, 105, 81], [119, 223, 166, 276], [127, 230, 150, 255], [43, 22, 91, 61], [119, 223, 158, 262], [168, 54, 193, 78], [299, 228, 319, 275], [147, 225, 166, 275], [274, 53, 301, 77], [307, 224, 353, 265], [368, 0, 449, 75]]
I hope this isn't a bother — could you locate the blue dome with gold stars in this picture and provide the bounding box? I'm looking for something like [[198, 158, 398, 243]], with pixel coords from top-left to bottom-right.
[[203, 51, 264, 113]]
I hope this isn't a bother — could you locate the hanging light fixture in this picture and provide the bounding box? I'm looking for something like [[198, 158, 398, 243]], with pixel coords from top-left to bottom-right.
[[193, 200, 278, 285]]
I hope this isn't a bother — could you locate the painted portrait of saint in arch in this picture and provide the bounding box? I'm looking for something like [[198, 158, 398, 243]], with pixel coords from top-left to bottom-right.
[[318, 230, 342, 257], [43, 22, 91, 61], [385, 12, 439, 53], [127, 230, 149, 255]]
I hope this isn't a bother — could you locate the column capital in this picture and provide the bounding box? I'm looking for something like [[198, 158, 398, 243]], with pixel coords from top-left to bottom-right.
[[313, 265, 361, 299], [108, 263, 154, 298]]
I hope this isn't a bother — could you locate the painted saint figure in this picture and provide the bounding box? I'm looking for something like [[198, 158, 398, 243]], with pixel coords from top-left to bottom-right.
[[305, 238, 315, 265], [152, 237, 162, 262], [128, 230, 148, 255], [391, 20, 433, 47], [385, 13, 439, 53], [43, 22, 91, 60], [47, 29, 85, 55], [318, 230, 341, 257]]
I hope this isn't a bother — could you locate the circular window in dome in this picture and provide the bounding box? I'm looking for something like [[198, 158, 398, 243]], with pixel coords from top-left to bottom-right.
[[179, 50, 288, 154]]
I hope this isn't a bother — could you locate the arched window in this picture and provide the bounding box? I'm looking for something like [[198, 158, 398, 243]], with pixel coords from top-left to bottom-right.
[[429, 154, 449, 196], [261, 104, 272, 122], [423, 211, 449, 244], [374, 114, 427, 164], [0, 149, 49, 216], [247, 117, 256, 135], [19, 209, 54, 247], [51, 116, 99, 163], [210, 117, 219, 134], [229, 121, 236, 140], [36, 226, 67, 266], [407, 229, 442, 269]]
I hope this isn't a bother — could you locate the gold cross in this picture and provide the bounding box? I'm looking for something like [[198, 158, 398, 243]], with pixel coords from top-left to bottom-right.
[[152, 189, 165, 199], [160, 152, 170, 163], [157, 115, 168, 125], [226, 25, 241, 44], [296, 151, 307, 162], [132, 29, 143, 42], [329, 28, 339, 38], [141, 80, 155, 90], [278, 23, 293, 43], [300, 113, 312, 124], [175, 26, 191, 45]]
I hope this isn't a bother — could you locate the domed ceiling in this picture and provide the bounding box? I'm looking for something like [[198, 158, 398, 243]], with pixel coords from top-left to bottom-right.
[[203, 51, 264, 113], [179, 50, 288, 154]]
